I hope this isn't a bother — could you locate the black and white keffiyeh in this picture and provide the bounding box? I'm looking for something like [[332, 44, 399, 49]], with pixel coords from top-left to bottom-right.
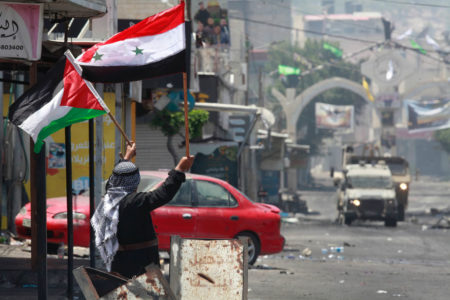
[[91, 161, 140, 271]]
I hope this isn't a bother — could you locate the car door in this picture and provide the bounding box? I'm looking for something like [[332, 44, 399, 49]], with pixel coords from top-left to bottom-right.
[[192, 179, 240, 239], [152, 179, 197, 250]]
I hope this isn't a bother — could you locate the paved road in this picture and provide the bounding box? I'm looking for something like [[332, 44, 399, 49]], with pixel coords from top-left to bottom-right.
[[1, 174, 448, 299], [247, 174, 450, 300]]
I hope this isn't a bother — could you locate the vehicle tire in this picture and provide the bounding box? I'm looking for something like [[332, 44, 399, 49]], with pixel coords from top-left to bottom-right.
[[397, 204, 405, 221], [47, 243, 59, 254], [236, 232, 260, 265], [344, 216, 352, 226], [385, 218, 397, 227]]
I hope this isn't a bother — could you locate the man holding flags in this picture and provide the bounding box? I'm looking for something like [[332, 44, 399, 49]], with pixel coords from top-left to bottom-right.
[[8, 0, 193, 280], [78, 0, 194, 277], [91, 142, 194, 278]]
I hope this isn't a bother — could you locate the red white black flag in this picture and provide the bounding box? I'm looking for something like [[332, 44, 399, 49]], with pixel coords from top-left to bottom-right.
[[77, 1, 185, 83], [8, 51, 108, 153]]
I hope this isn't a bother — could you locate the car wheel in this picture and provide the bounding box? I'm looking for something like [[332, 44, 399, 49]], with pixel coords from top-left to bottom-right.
[[47, 243, 59, 254], [397, 204, 405, 221], [344, 216, 352, 226], [385, 218, 397, 227], [236, 232, 260, 265]]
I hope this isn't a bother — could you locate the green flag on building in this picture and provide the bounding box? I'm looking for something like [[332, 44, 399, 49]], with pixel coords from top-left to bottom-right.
[[323, 42, 343, 58], [410, 39, 427, 54], [278, 64, 301, 75]]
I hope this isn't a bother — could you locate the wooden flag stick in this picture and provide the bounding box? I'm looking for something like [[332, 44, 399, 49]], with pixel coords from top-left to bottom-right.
[[108, 112, 132, 146], [183, 72, 190, 157]]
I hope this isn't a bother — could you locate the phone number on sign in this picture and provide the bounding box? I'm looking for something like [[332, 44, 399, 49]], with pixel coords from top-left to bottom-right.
[[0, 44, 24, 50]]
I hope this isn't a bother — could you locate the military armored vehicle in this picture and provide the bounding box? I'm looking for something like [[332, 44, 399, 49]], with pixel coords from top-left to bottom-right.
[[346, 156, 410, 221], [332, 145, 411, 221], [337, 162, 398, 227]]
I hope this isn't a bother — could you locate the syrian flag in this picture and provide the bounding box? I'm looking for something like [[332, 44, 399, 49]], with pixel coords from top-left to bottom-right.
[[8, 51, 109, 153], [77, 1, 186, 83]]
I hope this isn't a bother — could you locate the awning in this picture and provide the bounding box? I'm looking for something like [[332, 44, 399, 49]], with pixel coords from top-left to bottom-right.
[[6, 0, 106, 18]]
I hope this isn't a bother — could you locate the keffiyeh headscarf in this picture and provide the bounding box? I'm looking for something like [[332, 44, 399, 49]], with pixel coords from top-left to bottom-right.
[[91, 161, 140, 271]]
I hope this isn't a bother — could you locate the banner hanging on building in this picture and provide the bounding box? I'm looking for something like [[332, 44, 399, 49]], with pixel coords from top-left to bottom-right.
[[315, 102, 354, 130], [407, 99, 450, 132], [0, 2, 43, 60]]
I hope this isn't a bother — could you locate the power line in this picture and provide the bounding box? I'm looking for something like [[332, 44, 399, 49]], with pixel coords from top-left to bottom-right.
[[365, 0, 450, 8], [229, 15, 380, 44], [392, 41, 448, 63], [229, 16, 447, 64]]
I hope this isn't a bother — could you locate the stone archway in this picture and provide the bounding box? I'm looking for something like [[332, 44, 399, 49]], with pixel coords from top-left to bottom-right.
[[271, 77, 377, 190], [271, 77, 376, 138]]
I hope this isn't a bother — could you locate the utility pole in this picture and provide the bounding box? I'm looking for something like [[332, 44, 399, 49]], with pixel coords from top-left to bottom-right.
[[94, 83, 104, 270], [11, 73, 25, 234], [258, 67, 264, 107], [0, 71, 3, 230]]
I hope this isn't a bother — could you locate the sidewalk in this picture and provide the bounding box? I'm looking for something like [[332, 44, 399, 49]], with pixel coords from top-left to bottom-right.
[[0, 243, 89, 299]]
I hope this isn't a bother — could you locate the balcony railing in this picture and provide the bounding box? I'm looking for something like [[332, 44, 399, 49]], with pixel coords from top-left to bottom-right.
[[195, 45, 231, 74]]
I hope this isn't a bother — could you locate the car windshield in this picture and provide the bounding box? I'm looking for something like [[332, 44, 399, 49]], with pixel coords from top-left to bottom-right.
[[80, 174, 162, 196], [233, 188, 254, 203], [348, 176, 393, 189], [386, 163, 407, 176]]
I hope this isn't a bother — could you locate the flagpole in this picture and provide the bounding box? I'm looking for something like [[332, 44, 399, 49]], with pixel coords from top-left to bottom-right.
[[108, 112, 132, 145], [64, 50, 132, 146], [182, 72, 190, 157], [65, 126, 74, 299]]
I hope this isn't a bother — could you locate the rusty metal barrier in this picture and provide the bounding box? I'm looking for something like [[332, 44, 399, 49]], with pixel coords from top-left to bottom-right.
[[169, 236, 249, 300], [73, 264, 176, 299]]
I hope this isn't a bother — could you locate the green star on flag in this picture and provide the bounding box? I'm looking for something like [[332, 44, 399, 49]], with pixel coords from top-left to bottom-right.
[[93, 52, 103, 61], [133, 47, 144, 55], [323, 42, 343, 58]]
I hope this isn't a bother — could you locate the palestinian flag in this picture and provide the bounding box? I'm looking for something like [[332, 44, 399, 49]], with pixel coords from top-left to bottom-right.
[[77, 1, 186, 83], [8, 53, 109, 153]]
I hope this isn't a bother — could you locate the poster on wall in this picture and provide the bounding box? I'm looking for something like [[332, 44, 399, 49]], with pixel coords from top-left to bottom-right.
[[0, 2, 43, 60], [190, 142, 238, 187], [48, 143, 66, 170], [315, 102, 354, 130]]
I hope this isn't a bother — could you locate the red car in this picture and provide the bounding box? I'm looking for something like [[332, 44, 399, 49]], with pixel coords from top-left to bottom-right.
[[15, 171, 285, 264]]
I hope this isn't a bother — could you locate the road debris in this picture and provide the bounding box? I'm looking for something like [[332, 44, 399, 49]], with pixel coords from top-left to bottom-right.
[[432, 216, 450, 229], [301, 248, 312, 257], [281, 217, 300, 224]]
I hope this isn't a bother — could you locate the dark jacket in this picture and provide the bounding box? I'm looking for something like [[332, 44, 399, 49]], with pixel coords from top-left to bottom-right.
[[194, 9, 210, 26], [111, 169, 185, 278]]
